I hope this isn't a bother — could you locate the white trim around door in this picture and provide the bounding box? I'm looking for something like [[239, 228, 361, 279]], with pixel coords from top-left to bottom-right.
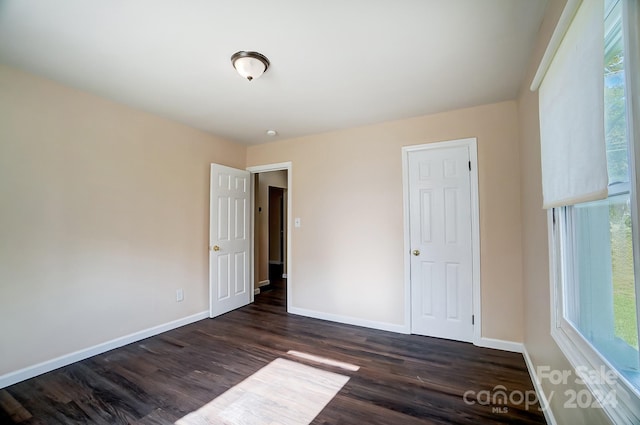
[[246, 162, 293, 313], [402, 138, 481, 344]]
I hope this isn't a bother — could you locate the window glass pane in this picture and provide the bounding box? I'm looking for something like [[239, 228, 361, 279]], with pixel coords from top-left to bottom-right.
[[610, 195, 637, 351], [567, 196, 638, 377], [604, 0, 629, 186], [564, 0, 640, 389]]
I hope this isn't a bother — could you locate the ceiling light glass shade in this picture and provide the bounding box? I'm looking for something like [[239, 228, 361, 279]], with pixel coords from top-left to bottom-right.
[[231, 51, 270, 81]]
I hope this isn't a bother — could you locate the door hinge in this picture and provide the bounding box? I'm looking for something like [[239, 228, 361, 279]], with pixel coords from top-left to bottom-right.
[[472, 315, 475, 325], [468, 161, 471, 171]]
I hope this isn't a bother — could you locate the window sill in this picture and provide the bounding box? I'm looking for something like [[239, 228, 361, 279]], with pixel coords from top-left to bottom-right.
[[551, 305, 640, 422]]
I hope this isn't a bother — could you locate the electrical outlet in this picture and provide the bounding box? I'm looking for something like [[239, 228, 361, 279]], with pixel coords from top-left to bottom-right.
[[176, 289, 184, 302]]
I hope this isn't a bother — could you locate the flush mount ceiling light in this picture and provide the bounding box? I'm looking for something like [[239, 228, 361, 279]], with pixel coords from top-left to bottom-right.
[[231, 51, 270, 81]]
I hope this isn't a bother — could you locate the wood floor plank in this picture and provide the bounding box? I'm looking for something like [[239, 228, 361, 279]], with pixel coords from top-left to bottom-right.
[[0, 390, 32, 423], [130, 408, 178, 425], [1, 280, 545, 424]]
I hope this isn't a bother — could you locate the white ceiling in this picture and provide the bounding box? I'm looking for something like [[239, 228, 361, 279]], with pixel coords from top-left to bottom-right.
[[0, 0, 547, 145]]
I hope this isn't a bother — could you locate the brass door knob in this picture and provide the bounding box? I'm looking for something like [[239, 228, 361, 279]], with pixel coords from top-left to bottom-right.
[[212, 245, 220, 252], [412, 249, 420, 256]]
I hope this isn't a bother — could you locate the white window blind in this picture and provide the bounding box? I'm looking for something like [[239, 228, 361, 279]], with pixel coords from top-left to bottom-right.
[[536, 0, 608, 209]]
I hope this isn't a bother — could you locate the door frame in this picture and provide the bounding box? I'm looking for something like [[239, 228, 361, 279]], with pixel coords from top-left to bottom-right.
[[402, 138, 481, 343], [247, 162, 292, 312]]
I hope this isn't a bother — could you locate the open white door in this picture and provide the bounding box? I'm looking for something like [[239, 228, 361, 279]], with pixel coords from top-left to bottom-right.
[[210, 164, 251, 318], [408, 142, 475, 342]]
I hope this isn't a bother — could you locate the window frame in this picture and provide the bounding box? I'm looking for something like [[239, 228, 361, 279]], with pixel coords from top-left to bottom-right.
[[550, 207, 640, 422], [548, 1, 640, 422]]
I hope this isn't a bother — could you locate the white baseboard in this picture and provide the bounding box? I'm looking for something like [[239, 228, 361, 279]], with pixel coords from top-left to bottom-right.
[[474, 336, 524, 353], [0, 310, 209, 389], [288, 307, 409, 334], [254, 288, 260, 295], [258, 280, 270, 287], [523, 347, 558, 425]]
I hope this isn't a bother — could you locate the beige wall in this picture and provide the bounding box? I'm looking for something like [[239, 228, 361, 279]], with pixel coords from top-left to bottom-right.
[[517, 1, 611, 423], [0, 62, 524, 380], [247, 101, 524, 340], [255, 170, 288, 284], [0, 65, 245, 375]]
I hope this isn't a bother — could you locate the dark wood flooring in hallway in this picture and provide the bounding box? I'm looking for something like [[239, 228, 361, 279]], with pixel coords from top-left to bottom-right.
[[0, 280, 545, 424]]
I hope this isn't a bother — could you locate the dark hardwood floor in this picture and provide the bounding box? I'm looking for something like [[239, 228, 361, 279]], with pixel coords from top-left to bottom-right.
[[0, 280, 546, 424]]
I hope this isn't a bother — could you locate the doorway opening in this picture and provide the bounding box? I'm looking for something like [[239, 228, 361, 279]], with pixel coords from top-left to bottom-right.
[[250, 164, 291, 310], [268, 186, 286, 282]]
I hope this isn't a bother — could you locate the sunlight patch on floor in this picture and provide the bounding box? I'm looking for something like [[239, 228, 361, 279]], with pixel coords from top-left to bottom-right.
[[175, 358, 349, 425], [287, 350, 360, 371]]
